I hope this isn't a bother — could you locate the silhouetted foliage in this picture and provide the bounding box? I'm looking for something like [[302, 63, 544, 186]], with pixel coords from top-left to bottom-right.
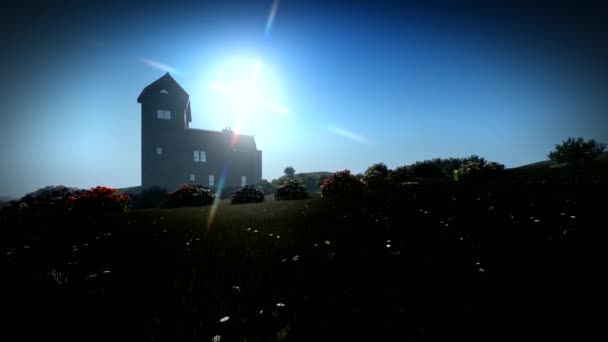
[[167, 184, 215, 207], [320, 170, 367, 198], [548, 137, 606, 165], [391, 165, 415, 183], [274, 178, 310, 200], [130, 186, 168, 209], [231, 185, 265, 204], [453, 160, 505, 182], [283, 166, 296, 178], [255, 179, 274, 195], [363, 162, 392, 189]]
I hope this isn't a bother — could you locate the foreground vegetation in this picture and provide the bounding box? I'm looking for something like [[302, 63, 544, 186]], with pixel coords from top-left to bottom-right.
[[1, 178, 595, 340]]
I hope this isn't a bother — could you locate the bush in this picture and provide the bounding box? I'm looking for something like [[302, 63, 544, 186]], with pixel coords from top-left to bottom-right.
[[231, 185, 265, 204], [256, 179, 274, 195], [320, 170, 367, 198], [407, 159, 445, 178], [130, 186, 168, 209], [19, 185, 84, 215], [274, 179, 310, 200], [167, 184, 215, 207], [72, 186, 131, 214], [548, 137, 606, 165], [453, 160, 505, 182], [391, 165, 415, 183], [363, 163, 391, 189]]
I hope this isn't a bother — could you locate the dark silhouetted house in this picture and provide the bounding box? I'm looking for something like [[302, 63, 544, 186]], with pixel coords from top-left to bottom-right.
[[138, 73, 262, 191]]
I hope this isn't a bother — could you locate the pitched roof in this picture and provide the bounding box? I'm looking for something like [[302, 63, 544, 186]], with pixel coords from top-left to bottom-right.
[[137, 73, 192, 123]]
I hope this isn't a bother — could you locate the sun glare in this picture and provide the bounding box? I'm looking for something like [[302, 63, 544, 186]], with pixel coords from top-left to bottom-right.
[[200, 57, 290, 133]]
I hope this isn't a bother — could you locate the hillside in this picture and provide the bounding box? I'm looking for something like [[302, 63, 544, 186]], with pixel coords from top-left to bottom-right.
[[507, 152, 608, 183]]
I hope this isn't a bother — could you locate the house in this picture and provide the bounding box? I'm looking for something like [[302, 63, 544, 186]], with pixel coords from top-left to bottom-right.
[[137, 73, 262, 191]]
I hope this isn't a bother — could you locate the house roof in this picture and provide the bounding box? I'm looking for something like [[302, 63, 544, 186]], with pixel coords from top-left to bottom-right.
[[187, 128, 258, 152], [137, 73, 192, 123]]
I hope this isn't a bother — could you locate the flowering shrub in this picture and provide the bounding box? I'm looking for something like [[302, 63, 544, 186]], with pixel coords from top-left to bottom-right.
[[166, 184, 215, 207], [72, 186, 131, 214], [363, 163, 392, 189], [274, 179, 310, 200], [231, 185, 265, 204], [453, 161, 505, 182], [19, 185, 84, 214], [320, 170, 367, 198]]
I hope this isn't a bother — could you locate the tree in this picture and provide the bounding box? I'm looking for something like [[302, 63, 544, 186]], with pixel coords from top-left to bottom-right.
[[548, 137, 606, 165], [283, 166, 296, 178]]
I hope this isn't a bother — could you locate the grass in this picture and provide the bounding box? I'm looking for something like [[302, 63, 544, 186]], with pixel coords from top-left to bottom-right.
[[1, 181, 597, 341]]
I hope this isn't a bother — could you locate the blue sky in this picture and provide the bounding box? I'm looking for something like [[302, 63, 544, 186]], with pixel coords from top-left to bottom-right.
[[1, 0, 607, 198]]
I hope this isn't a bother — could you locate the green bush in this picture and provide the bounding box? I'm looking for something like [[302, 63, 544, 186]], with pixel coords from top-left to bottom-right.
[[453, 160, 505, 182], [391, 165, 415, 183], [167, 184, 215, 207], [256, 179, 274, 195], [320, 170, 367, 198], [363, 163, 391, 189], [231, 185, 265, 204], [274, 179, 310, 200], [548, 137, 606, 165]]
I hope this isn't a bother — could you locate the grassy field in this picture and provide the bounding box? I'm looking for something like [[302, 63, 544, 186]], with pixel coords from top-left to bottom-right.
[[1, 180, 596, 341]]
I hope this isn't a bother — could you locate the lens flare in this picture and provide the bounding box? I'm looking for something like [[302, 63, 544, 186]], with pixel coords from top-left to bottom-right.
[[207, 164, 228, 229], [141, 58, 180, 74], [265, 0, 281, 37], [326, 125, 371, 144]]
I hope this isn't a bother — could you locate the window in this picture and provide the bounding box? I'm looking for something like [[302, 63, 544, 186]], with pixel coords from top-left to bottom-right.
[[160, 89, 168, 94], [241, 176, 247, 187], [156, 109, 171, 120], [209, 175, 215, 187], [193, 150, 206, 162], [190, 174, 196, 181], [156, 147, 162, 155]]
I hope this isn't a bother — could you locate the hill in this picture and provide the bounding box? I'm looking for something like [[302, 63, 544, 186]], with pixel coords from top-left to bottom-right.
[[507, 152, 608, 183]]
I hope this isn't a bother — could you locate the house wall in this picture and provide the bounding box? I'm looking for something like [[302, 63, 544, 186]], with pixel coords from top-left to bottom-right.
[[140, 81, 262, 192]]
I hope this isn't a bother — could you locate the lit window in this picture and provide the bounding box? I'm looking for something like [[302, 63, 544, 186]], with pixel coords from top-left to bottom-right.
[[241, 176, 247, 187], [156, 109, 171, 120], [157, 147, 162, 155], [193, 150, 199, 162], [160, 89, 168, 94], [200, 151, 206, 162], [190, 174, 195, 181], [209, 175, 215, 187]]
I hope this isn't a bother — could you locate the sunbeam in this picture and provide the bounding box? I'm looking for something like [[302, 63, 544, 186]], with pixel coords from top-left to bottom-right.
[[326, 125, 371, 144], [265, 0, 281, 37], [141, 58, 180, 74]]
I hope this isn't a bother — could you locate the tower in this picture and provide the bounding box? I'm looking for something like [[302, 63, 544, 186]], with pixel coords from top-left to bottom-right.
[[137, 73, 191, 189]]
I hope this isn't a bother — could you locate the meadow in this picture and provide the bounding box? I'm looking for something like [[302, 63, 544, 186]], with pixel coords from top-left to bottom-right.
[[1, 174, 595, 341]]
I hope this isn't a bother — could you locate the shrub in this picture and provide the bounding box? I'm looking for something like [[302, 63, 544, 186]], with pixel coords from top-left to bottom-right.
[[453, 160, 505, 182], [72, 186, 131, 214], [19, 185, 84, 214], [407, 159, 445, 178], [363, 163, 391, 189], [130, 186, 168, 209], [256, 179, 274, 195], [274, 179, 310, 200], [391, 165, 415, 183], [548, 137, 606, 165], [167, 184, 215, 207], [320, 170, 367, 198], [231, 185, 265, 204]]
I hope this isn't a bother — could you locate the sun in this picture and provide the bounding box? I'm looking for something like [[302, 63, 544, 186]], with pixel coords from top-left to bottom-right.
[[202, 57, 289, 133]]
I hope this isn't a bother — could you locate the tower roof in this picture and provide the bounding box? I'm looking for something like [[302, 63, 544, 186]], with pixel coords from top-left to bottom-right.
[[137, 73, 192, 122]]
